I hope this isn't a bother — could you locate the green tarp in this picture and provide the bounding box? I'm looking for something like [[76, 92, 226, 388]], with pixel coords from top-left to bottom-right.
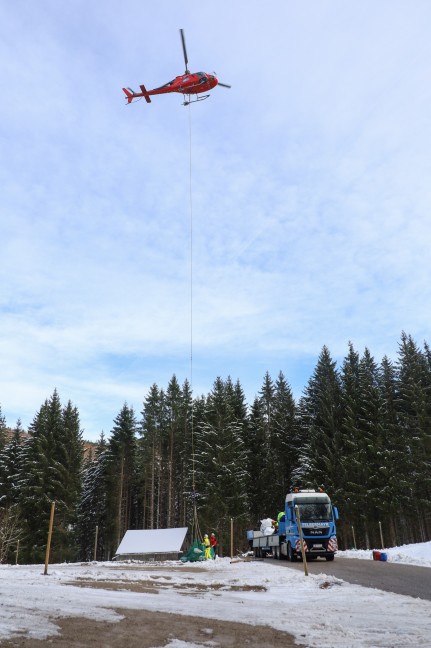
[[180, 539, 215, 562]]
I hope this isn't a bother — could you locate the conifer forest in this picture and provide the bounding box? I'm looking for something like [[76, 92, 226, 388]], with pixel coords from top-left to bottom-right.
[[0, 332, 430, 563]]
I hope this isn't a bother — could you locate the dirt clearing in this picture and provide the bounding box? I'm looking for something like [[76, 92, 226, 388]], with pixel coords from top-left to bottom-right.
[[0, 608, 306, 647]]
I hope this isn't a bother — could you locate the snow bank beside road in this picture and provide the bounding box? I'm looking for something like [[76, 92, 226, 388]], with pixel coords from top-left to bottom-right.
[[338, 540, 431, 567]]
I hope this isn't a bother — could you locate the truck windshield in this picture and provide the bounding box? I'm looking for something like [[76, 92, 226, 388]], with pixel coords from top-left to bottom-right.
[[297, 502, 332, 522]]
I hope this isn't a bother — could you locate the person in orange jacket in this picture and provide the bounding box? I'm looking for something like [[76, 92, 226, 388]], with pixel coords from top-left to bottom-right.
[[210, 532, 217, 559]]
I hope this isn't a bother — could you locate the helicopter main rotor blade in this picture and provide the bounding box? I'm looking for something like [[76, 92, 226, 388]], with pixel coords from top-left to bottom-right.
[[218, 82, 231, 88], [179, 29, 190, 73]]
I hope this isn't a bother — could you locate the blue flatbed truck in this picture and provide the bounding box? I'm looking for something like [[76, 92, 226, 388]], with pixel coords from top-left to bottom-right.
[[247, 489, 339, 561]]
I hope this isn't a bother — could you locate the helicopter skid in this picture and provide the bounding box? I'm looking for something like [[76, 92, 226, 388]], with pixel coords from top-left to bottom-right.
[[182, 94, 210, 106]]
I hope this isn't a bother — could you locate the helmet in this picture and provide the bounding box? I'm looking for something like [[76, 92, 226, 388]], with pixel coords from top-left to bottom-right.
[[211, 533, 215, 536], [204, 534, 208, 538]]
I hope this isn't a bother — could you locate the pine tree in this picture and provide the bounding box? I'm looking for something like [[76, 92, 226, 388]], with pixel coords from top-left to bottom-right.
[[162, 375, 185, 528], [0, 405, 7, 450], [355, 348, 385, 548], [18, 391, 83, 562], [166, 376, 194, 529], [246, 372, 299, 520], [185, 391, 206, 528], [338, 342, 362, 543], [106, 404, 138, 554], [178, 378, 195, 527], [139, 384, 165, 530], [396, 333, 431, 541], [193, 377, 249, 554], [378, 355, 407, 545], [256, 373, 276, 511], [55, 401, 83, 559], [136, 379, 198, 537], [299, 346, 343, 497], [0, 420, 25, 507], [272, 371, 299, 503], [245, 396, 267, 523], [77, 433, 111, 560]]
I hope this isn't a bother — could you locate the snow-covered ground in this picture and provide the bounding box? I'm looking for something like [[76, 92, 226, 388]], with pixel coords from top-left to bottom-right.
[[0, 541, 430, 647]]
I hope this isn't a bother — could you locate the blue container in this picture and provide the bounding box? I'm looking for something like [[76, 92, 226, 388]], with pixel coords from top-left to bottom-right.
[[380, 552, 388, 561]]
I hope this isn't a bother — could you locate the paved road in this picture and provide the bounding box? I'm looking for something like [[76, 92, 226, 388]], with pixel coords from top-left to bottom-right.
[[265, 556, 431, 601]]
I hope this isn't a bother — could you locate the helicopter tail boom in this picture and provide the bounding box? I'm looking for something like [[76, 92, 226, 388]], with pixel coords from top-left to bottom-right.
[[123, 85, 152, 104]]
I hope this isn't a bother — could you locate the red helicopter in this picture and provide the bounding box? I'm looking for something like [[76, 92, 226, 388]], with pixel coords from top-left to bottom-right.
[[123, 29, 231, 106]]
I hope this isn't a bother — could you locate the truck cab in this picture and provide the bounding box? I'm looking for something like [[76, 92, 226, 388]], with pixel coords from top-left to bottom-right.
[[280, 489, 339, 561]]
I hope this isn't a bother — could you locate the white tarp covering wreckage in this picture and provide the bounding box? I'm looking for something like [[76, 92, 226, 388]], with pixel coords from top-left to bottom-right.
[[115, 527, 188, 557]]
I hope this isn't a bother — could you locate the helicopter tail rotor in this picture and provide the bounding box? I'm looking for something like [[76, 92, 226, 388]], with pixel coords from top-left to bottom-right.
[[123, 87, 136, 104], [180, 29, 190, 74]]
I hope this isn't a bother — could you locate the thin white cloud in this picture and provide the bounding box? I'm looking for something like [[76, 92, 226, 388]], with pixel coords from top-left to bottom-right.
[[1, 0, 431, 437]]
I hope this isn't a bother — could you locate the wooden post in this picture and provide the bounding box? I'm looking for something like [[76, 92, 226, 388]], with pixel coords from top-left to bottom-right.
[[44, 501, 56, 575], [351, 525, 357, 550], [294, 505, 308, 576], [379, 521, 384, 549], [15, 539, 19, 565], [93, 525, 99, 561], [230, 518, 233, 558]]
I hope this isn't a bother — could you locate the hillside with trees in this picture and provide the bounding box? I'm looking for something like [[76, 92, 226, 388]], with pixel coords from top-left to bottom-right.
[[0, 332, 430, 562]]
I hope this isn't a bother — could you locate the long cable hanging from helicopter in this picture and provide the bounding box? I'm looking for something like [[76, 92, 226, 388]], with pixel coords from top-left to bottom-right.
[[179, 29, 231, 545], [187, 96, 201, 542], [122, 29, 231, 548]]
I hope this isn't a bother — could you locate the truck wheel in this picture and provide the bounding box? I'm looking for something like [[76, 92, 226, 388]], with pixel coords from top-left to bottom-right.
[[287, 543, 296, 562], [325, 554, 335, 561]]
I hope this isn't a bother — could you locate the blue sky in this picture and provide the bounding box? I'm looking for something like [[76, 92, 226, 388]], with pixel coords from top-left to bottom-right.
[[1, 1, 431, 441]]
